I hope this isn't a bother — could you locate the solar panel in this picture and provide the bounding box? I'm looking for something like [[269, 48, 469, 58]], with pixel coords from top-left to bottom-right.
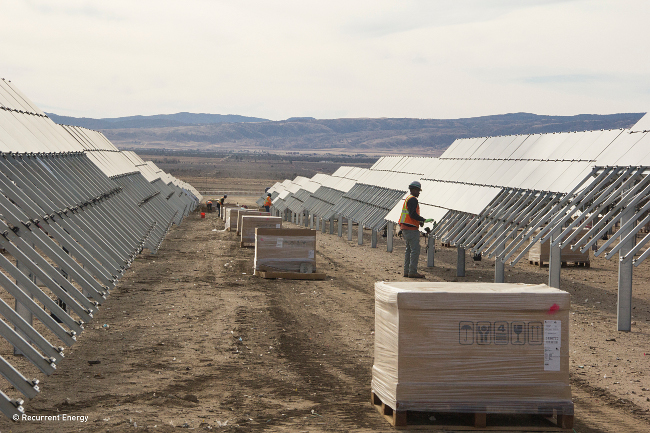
[[610, 132, 650, 166], [630, 112, 650, 132], [595, 131, 646, 165]]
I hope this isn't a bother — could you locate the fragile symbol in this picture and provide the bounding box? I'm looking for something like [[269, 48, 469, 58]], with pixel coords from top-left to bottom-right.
[[459, 321, 474, 345], [512, 322, 526, 345]]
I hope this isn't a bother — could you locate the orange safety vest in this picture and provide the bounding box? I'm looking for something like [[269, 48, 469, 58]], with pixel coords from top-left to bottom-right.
[[398, 195, 420, 229], [264, 196, 272, 206]]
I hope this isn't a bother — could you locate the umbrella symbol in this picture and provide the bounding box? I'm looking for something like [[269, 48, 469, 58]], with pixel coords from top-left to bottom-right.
[[461, 324, 472, 341]]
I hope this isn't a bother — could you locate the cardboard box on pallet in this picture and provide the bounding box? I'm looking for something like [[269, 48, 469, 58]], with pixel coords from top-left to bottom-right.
[[225, 207, 243, 230], [254, 228, 317, 272], [372, 282, 572, 416], [237, 210, 270, 235], [241, 216, 282, 245], [528, 228, 590, 265], [220, 203, 238, 220]]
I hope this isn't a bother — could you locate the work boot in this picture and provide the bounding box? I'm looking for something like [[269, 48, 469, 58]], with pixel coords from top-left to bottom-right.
[[408, 272, 426, 279]]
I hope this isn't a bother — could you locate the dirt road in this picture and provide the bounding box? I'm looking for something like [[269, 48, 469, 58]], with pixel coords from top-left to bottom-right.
[[2, 200, 649, 432]]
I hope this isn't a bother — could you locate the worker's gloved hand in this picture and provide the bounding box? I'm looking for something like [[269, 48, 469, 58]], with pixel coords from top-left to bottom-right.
[[424, 218, 435, 223]]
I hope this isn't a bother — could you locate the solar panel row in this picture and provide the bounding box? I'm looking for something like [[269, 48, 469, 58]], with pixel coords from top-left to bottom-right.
[[0, 81, 201, 418]]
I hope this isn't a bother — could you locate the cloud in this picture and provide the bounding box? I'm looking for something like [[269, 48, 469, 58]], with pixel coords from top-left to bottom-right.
[[23, 0, 124, 21], [1, 0, 648, 120], [522, 74, 613, 84], [338, 0, 582, 38]]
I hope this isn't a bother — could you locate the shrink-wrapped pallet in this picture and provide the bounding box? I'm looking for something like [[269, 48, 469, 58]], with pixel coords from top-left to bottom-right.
[[241, 216, 282, 245], [220, 203, 238, 220], [372, 282, 572, 415], [237, 210, 270, 235], [528, 229, 590, 265], [254, 228, 317, 272], [225, 208, 244, 231]]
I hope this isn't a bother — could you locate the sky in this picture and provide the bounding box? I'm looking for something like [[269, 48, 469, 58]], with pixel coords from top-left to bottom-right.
[[0, 0, 648, 120]]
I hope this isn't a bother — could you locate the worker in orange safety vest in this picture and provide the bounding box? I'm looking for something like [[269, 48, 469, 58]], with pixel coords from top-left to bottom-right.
[[398, 180, 434, 278], [264, 193, 272, 212]]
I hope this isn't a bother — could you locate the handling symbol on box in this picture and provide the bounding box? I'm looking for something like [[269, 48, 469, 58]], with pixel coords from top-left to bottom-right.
[[528, 322, 543, 345], [459, 322, 474, 345], [494, 321, 508, 345], [512, 322, 526, 345], [476, 322, 492, 345]]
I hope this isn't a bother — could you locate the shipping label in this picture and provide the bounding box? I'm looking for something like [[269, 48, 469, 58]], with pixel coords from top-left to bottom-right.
[[544, 320, 562, 371]]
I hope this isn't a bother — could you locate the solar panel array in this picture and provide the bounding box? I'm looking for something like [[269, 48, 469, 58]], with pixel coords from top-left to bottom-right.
[[424, 116, 650, 261], [263, 113, 650, 270], [0, 80, 200, 418]]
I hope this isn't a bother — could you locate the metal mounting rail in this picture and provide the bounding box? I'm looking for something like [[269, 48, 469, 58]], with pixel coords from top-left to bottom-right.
[[0, 87, 199, 418]]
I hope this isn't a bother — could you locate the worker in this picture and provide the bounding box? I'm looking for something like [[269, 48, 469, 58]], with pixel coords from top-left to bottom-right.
[[206, 199, 212, 212], [264, 193, 272, 212], [398, 181, 434, 278], [217, 194, 227, 217]]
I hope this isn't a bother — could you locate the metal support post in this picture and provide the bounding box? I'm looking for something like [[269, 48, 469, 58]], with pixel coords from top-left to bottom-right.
[[338, 215, 343, 237], [548, 227, 561, 289], [304, 212, 309, 227], [321, 218, 326, 233], [494, 235, 505, 283], [309, 213, 314, 229], [358, 222, 364, 245], [427, 235, 435, 267], [618, 205, 635, 331], [387, 222, 394, 253], [348, 219, 353, 241], [371, 229, 378, 248], [14, 259, 33, 356], [329, 216, 334, 234], [457, 247, 466, 277]]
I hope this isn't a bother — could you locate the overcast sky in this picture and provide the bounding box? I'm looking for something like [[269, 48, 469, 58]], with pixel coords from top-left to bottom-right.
[[1, 0, 647, 120]]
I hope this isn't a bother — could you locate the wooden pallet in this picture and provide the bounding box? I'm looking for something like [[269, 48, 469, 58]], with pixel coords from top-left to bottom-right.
[[256, 270, 326, 280], [371, 391, 573, 431], [529, 260, 590, 268]]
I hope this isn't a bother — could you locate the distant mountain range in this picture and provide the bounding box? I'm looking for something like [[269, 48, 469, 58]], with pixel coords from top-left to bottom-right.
[[46, 111, 646, 153], [46, 112, 269, 129]]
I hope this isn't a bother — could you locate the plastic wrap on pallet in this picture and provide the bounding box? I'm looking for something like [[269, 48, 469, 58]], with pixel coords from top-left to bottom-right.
[[241, 216, 282, 244], [225, 207, 244, 230], [372, 282, 572, 415], [220, 203, 238, 220], [528, 228, 590, 264], [254, 228, 317, 272], [237, 210, 270, 234]]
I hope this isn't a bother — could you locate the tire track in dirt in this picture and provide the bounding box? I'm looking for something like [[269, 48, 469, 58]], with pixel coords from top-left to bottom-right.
[[571, 377, 650, 433]]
